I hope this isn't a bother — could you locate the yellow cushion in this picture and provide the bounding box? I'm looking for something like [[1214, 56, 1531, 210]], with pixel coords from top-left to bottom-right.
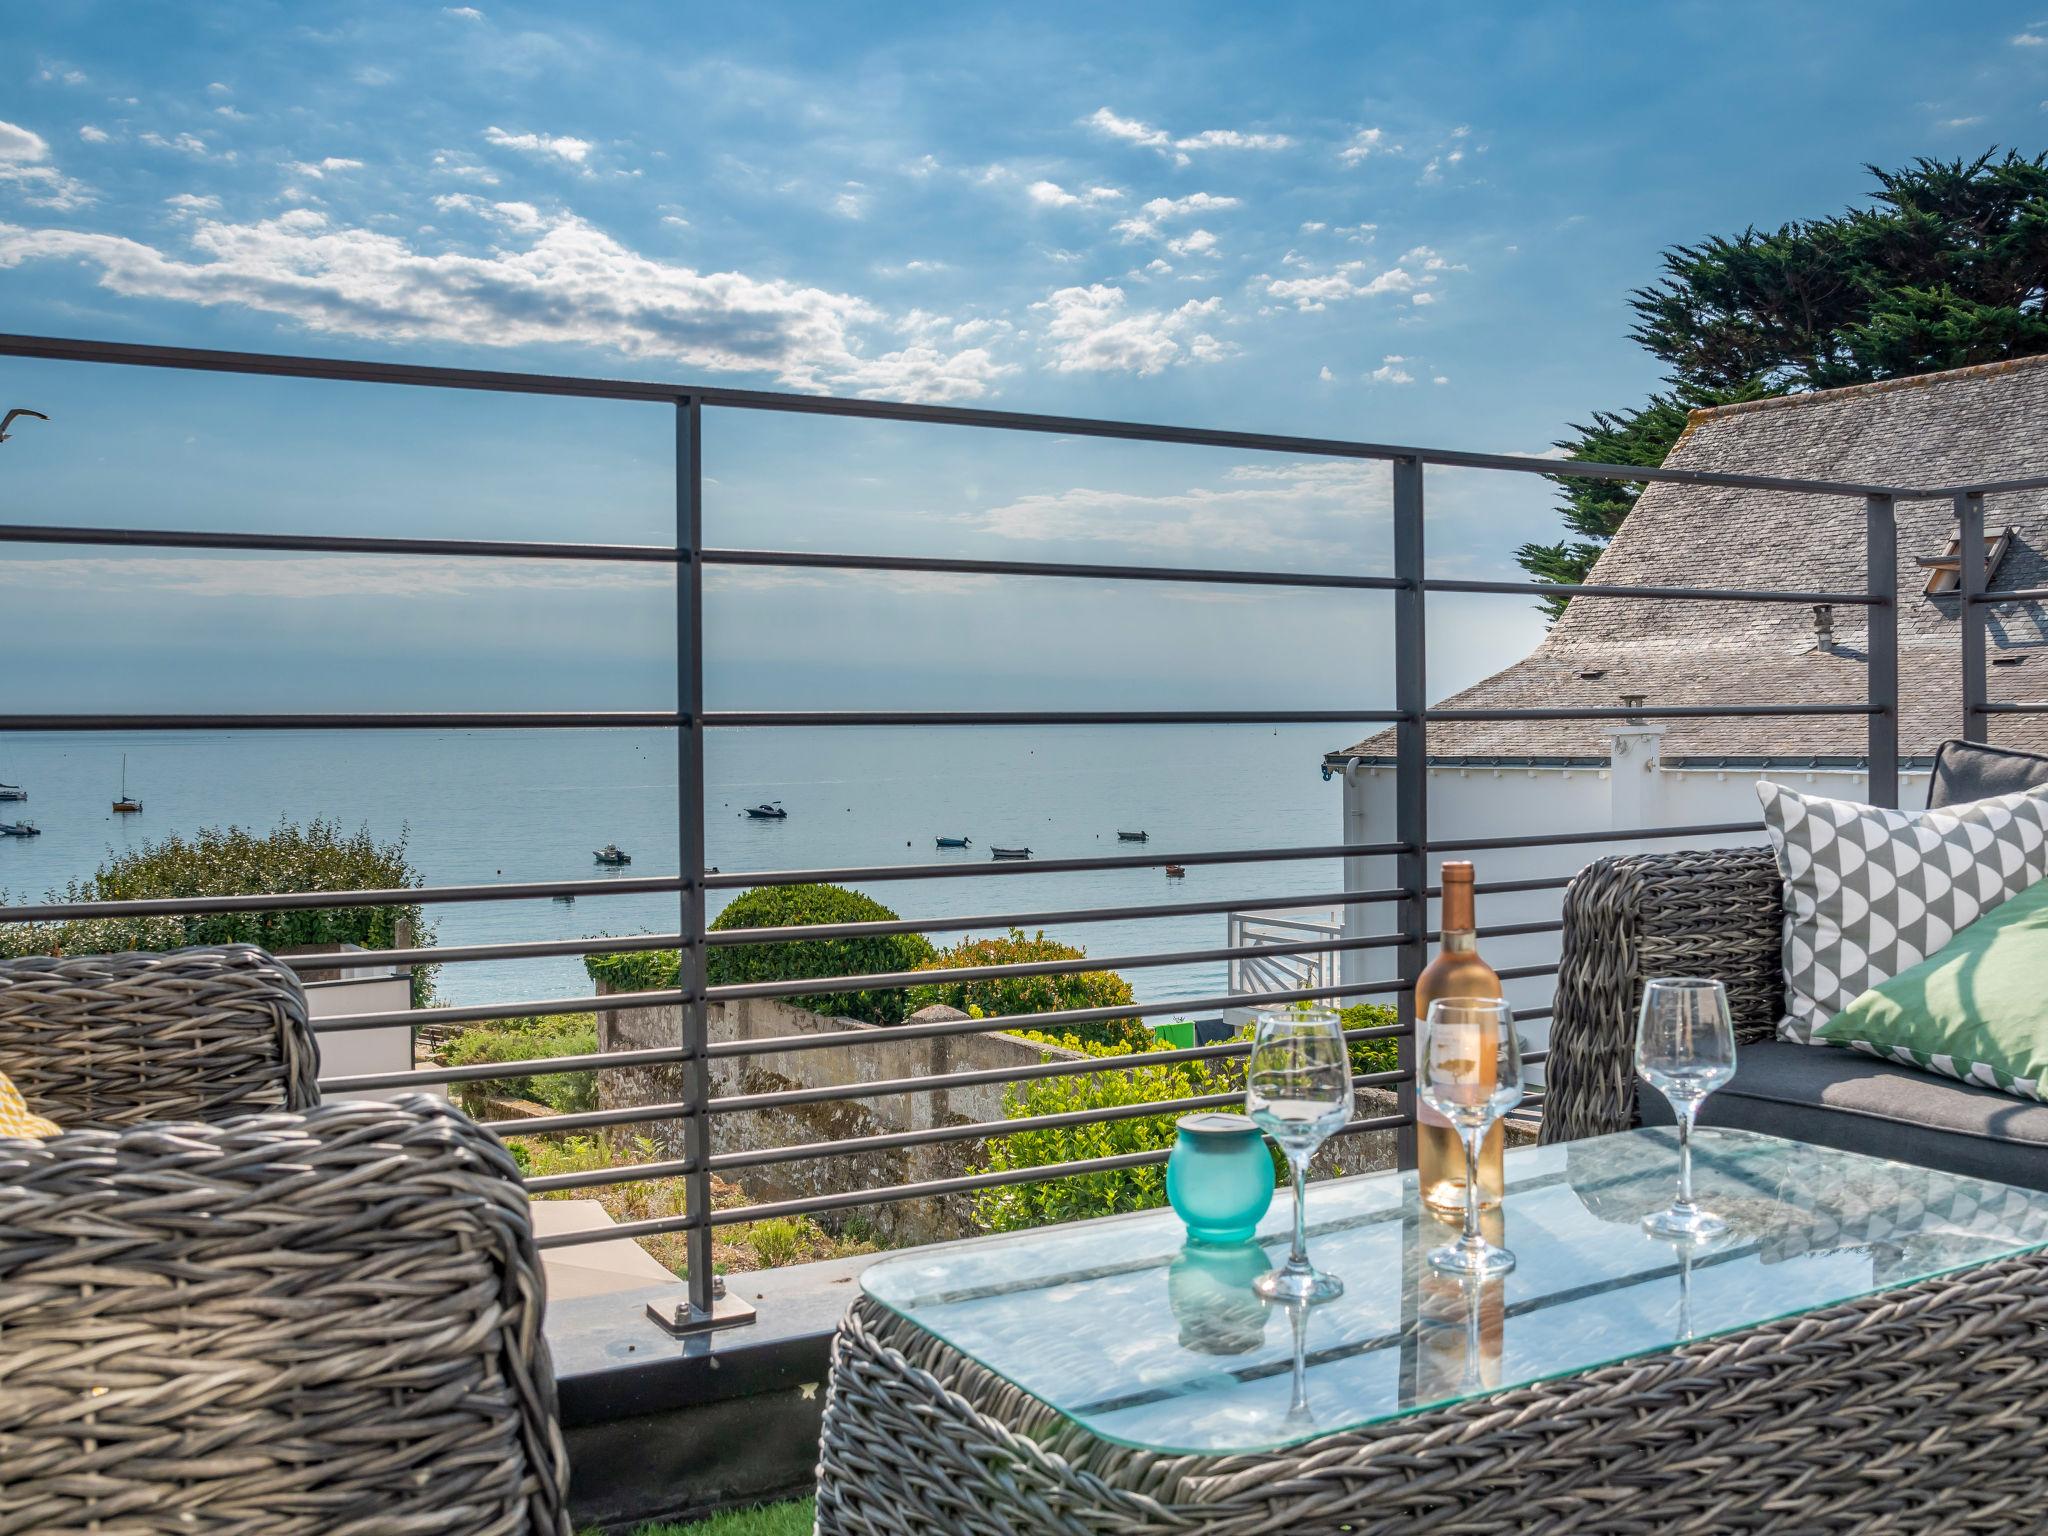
[[0, 1069, 59, 1139]]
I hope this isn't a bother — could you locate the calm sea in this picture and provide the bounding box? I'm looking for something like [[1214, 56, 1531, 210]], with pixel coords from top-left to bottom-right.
[[0, 726, 1352, 1011]]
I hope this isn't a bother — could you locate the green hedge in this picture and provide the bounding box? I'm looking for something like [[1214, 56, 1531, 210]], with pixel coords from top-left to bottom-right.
[[0, 820, 436, 1007], [586, 883, 936, 1027], [906, 929, 1148, 1051], [441, 1014, 599, 1117]]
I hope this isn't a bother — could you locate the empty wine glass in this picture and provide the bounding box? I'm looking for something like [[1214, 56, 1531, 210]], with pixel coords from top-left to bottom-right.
[[1418, 999, 1524, 1277], [1245, 1006, 1353, 1304], [1636, 978, 1738, 1240]]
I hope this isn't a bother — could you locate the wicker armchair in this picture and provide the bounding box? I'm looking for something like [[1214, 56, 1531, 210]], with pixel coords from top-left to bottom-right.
[[1539, 845, 1784, 1144], [0, 1093, 570, 1535], [0, 944, 319, 1128]]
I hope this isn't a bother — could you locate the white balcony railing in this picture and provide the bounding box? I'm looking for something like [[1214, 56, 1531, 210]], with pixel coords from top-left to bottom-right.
[[1225, 908, 1342, 1002]]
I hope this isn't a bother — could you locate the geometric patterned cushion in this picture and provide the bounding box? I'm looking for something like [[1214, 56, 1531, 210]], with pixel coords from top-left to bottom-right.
[[1757, 778, 2048, 1044]]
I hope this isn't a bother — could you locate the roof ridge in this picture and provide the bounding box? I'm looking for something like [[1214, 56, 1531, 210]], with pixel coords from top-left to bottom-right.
[[1687, 351, 2048, 426]]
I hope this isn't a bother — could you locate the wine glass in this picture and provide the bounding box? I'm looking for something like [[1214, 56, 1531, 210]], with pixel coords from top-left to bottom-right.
[[1418, 999, 1523, 1277], [1636, 977, 1738, 1240], [1245, 1006, 1353, 1304]]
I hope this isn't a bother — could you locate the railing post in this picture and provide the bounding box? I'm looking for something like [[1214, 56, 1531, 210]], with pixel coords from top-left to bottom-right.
[[1958, 492, 1988, 744], [1391, 456, 1426, 1172], [1864, 495, 1898, 808], [650, 392, 754, 1335]]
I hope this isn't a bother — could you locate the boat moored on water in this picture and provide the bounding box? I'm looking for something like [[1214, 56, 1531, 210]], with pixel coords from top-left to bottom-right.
[[935, 836, 971, 848], [0, 821, 40, 837], [1116, 830, 1148, 841], [593, 844, 632, 866], [112, 754, 142, 814], [1164, 863, 1186, 878], [990, 846, 1032, 860], [0, 783, 24, 802], [744, 802, 787, 820]]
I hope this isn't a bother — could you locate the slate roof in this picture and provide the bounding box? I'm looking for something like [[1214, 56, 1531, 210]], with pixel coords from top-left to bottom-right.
[[1334, 354, 2048, 766]]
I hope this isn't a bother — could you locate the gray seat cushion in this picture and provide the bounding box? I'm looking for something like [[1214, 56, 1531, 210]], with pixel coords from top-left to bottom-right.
[[1927, 737, 2048, 809], [1638, 1040, 2048, 1191]]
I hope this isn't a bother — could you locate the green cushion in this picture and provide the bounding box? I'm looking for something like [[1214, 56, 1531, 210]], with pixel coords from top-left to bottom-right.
[[1820, 876, 2048, 1101]]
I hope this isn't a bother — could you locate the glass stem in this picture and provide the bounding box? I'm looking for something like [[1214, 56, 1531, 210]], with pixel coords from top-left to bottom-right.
[[1288, 1152, 1311, 1271], [1675, 1102, 1697, 1214], [1460, 1120, 1485, 1253]]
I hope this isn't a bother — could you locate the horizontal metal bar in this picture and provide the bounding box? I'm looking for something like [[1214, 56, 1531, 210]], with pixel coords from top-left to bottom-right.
[[697, 1114, 1417, 1232], [283, 930, 685, 972], [1431, 821, 1762, 853], [704, 548, 1403, 591], [705, 841, 1403, 890], [1969, 589, 2048, 605], [1423, 577, 1882, 606], [0, 332, 1924, 496], [1978, 702, 2048, 714], [1426, 704, 1874, 722], [1912, 475, 2048, 500], [530, 1111, 1417, 1247], [707, 886, 1405, 947], [0, 712, 680, 732], [708, 1023, 1404, 1117], [523, 1157, 700, 1195], [704, 932, 1397, 1004], [320, 1043, 694, 1094], [709, 978, 1399, 1059], [0, 521, 680, 563], [0, 873, 685, 923], [488, 1096, 699, 1138], [311, 986, 692, 1035], [705, 709, 1403, 727]]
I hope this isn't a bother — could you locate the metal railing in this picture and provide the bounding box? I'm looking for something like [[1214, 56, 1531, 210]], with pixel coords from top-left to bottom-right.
[[3, 330, 2040, 1335]]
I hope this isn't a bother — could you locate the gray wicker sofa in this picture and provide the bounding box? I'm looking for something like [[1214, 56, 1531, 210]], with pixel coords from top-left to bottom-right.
[[1540, 843, 2048, 1189]]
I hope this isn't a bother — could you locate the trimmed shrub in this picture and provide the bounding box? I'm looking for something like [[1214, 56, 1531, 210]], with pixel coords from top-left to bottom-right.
[[587, 883, 936, 1027], [441, 1013, 599, 1117], [968, 1031, 1279, 1233], [0, 820, 437, 1006], [906, 929, 1148, 1051], [1342, 1001, 1402, 1079]]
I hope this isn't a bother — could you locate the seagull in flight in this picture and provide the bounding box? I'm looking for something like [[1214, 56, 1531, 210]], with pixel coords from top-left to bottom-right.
[[0, 409, 48, 443]]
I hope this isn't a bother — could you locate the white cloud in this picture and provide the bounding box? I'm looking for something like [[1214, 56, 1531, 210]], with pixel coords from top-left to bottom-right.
[[140, 131, 212, 156], [1432, 374, 1449, 385], [1318, 365, 1334, 382], [1263, 265, 1414, 311], [164, 193, 221, 214], [0, 210, 1013, 401], [1032, 284, 1229, 374], [967, 458, 1389, 557], [1339, 127, 1388, 165], [483, 126, 593, 165], [1114, 191, 1240, 241], [446, 5, 485, 17], [1371, 357, 1414, 384], [1939, 115, 1987, 129], [1299, 220, 1327, 233], [1027, 179, 1122, 208], [214, 105, 250, 121], [833, 187, 866, 219], [77, 124, 110, 144], [431, 150, 499, 185], [1083, 106, 1294, 165], [207, 82, 231, 95], [288, 156, 364, 179], [1410, 290, 1436, 306], [0, 120, 92, 211], [2014, 30, 2048, 43], [1401, 244, 1465, 272], [0, 122, 51, 162], [1165, 227, 1217, 257]]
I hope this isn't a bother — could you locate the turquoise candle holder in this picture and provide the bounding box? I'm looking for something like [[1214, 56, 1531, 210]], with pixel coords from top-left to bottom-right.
[[1166, 1112, 1276, 1245]]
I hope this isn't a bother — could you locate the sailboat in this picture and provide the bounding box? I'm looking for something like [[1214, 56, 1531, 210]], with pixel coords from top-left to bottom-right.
[[112, 754, 142, 814]]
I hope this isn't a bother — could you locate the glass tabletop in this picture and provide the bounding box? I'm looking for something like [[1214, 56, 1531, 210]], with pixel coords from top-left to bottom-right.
[[861, 1127, 2048, 1455]]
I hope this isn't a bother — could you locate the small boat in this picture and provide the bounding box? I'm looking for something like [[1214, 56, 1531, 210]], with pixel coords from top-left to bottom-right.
[[552, 893, 576, 905], [1164, 863, 1187, 878], [593, 844, 632, 866], [744, 802, 787, 820], [990, 846, 1032, 860], [935, 836, 972, 849], [112, 754, 142, 814], [0, 821, 38, 837], [0, 783, 24, 802], [1117, 830, 1148, 842]]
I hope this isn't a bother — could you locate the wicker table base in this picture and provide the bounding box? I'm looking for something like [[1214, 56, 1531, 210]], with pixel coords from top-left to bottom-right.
[[818, 1253, 2048, 1536]]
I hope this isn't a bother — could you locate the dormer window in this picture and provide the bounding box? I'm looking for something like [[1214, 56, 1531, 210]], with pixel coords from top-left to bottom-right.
[[1919, 527, 2013, 595]]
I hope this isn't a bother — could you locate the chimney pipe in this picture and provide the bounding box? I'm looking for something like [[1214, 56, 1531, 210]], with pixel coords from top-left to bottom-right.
[[1813, 603, 1835, 650]]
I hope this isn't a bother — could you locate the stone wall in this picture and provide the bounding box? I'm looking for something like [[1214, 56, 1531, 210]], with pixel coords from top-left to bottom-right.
[[596, 994, 1087, 1246]]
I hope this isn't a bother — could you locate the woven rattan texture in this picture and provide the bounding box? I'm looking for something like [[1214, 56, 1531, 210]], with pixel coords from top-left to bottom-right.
[[0, 1094, 569, 1535], [0, 945, 319, 1127]]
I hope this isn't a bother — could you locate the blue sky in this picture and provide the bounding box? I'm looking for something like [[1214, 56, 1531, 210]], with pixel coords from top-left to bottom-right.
[[3, 2, 2048, 716]]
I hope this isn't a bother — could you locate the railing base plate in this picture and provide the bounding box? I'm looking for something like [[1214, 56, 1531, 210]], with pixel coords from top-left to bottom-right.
[[645, 1293, 759, 1337]]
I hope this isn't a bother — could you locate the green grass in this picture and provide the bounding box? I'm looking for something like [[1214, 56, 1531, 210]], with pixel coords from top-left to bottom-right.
[[601, 1498, 814, 1536]]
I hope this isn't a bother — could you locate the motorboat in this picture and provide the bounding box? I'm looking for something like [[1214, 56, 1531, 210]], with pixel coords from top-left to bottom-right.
[[935, 836, 971, 848], [990, 846, 1032, 860], [1116, 830, 1148, 841], [593, 844, 632, 866], [744, 802, 788, 820]]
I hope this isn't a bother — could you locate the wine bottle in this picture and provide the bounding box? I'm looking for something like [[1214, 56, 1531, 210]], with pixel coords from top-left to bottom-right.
[[1415, 860, 1505, 1214]]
